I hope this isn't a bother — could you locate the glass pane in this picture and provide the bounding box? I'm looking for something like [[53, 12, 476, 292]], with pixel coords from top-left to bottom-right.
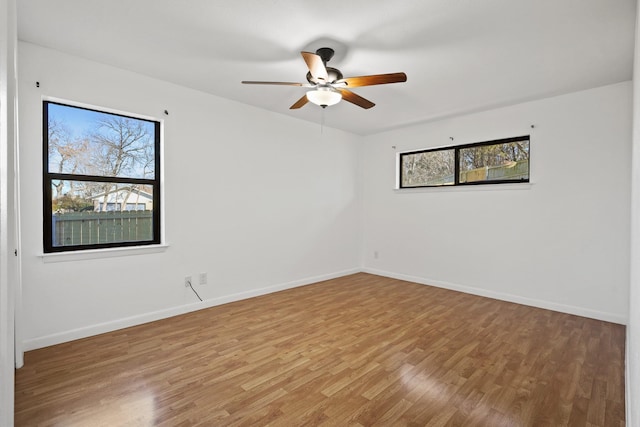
[[401, 150, 455, 187], [50, 180, 154, 247], [47, 102, 156, 179], [459, 139, 529, 183]]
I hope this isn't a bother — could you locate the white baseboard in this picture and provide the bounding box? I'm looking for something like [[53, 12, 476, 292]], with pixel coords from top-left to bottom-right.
[[22, 268, 360, 351], [362, 268, 628, 325], [23, 266, 626, 351]]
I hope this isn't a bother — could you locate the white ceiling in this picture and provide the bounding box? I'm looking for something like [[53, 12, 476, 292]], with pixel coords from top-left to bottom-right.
[[17, 0, 637, 135]]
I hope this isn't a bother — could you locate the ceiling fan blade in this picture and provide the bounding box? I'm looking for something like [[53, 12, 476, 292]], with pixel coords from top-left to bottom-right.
[[338, 89, 375, 109], [241, 81, 308, 86], [301, 51, 329, 82], [338, 72, 407, 88], [289, 94, 309, 109]]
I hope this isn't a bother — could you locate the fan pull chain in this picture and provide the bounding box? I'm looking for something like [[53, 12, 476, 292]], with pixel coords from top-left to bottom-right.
[[320, 107, 325, 135]]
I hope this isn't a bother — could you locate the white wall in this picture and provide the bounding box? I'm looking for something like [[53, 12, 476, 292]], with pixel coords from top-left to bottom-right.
[[18, 42, 362, 349], [0, 0, 17, 425], [627, 2, 640, 425], [361, 82, 631, 324]]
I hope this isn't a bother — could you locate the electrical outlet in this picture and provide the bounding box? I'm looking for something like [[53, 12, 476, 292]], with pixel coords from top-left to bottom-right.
[[184, 276, 191, 288], [199, 273, 207, 285]]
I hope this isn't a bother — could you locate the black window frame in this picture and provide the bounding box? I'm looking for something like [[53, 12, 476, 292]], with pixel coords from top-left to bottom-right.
[[43, 100, 162, 253], [398, 135, 530, 189]]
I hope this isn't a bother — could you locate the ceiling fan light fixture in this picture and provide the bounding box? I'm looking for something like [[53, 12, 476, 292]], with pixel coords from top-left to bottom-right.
[[306, 88, 342, 108]]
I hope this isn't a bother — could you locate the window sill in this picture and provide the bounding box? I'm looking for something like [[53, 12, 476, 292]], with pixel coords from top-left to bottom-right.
[[39, 243, 169, 263], [394, 182, 534, 193]]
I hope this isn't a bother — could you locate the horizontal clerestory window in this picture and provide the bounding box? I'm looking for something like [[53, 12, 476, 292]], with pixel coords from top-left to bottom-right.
[[43, 100, 161, 252], [399, 135, 530, 188]]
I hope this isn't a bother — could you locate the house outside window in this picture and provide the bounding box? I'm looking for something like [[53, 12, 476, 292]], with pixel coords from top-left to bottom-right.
[[43, 100, 161, 252]]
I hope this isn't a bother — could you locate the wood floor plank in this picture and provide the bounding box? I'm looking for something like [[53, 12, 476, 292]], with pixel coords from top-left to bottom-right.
[[15, 273, 626, 426]]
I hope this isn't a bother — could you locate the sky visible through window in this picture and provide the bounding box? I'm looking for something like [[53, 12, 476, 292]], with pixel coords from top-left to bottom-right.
[[48, 103, 107, 139], [47, 102, 156, 182]]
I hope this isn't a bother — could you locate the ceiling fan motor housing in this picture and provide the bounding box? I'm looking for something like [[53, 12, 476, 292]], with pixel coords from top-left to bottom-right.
[[306, 67, 343, 84], [316, 47, 335, 63], [306, 47, 343, 84]]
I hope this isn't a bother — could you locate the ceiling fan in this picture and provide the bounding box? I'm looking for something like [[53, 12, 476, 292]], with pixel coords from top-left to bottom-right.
[[242, 47, 407, 110]]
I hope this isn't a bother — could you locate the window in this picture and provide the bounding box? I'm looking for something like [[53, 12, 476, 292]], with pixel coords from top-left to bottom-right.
[[399, 136, 529, 188], [43, 101, 161, 252]]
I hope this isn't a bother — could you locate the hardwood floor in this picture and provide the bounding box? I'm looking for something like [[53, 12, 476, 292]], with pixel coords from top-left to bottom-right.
[[15, 273, 625, 426]]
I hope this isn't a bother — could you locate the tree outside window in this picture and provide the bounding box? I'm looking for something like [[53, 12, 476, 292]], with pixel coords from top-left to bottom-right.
[[43, 101, 161, 252], [399, 136, 529, 188]]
